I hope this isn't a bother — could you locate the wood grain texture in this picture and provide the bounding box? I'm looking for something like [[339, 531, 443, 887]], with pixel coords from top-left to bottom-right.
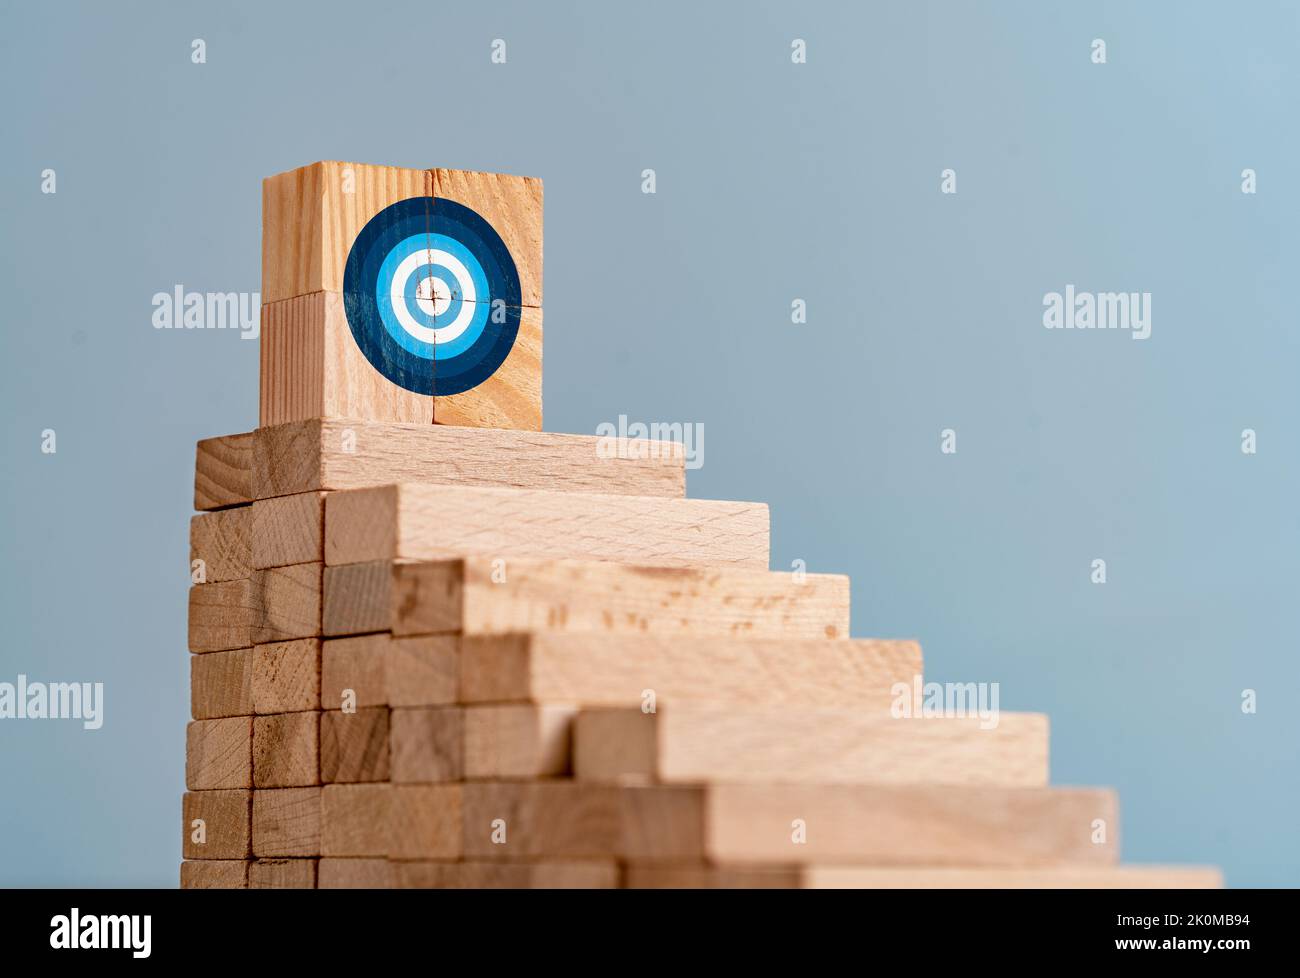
[[392, 558, 851, 641], [460, 633, 921, 708], [323, 560, 394, 636], [389, 785, 462, 860], [251, 491, 326, 569], [389, 707, 463, 783], [252, 787, 321, 858], [252, 712, 320, 788], [260, 292, 433, 427], [189, 507, 252, 582], [320, 708, 390, 783], [573, 707, 1049, 787], [195, 432, 254, 511], [188, 579, 255, 653], [180, 860, 249, 889], [321, 634, 388, 709], [394, 861, 618, 889], [433, 304, 541, 430], [318, 858, 395, 889], [251, 639, 320, 714], [624, 865, 1223, 889], [182, 790, 251, 859], [251, 562, 322, 644], [186, 718, 252, 789], [250, 858, 317, 889], [387, 635, 459, 707], [321, 784, 391, 857], [463, 704, 576, 779], [252, 418, 683, 500], [324, 484, 769, 569], [190, 647, 252, 719]]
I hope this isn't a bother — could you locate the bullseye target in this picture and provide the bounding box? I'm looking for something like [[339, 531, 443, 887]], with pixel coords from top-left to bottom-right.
[[343, 197, 521, 396]]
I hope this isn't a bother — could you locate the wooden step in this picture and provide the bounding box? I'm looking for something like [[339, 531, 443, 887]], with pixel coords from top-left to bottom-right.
[[625, 865, 1222, 889]]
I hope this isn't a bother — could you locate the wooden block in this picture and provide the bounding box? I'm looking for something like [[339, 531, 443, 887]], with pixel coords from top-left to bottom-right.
[[387, 635, 458, 707], [188, 579, 254, 653], [260, 292, 432, 427], [463, 705, 576, 779], [252, 787, 321, 857], [625, 864, 1222, 889], [251, 639, 321, 714], [190, 647, 252, 719], [573, 707, 1049, 787], [433, 304, 541, 430], [392, 558, 850, 640], [624, 865, 802, 889], [394, 861, 618, 889], [389, 707, 463, 783], [195, 431, 254, 511], [321, 708, 390, 783], [252, 418, 683, 500], [180, 860, 249, 889], [252, 712, 319, 787], [182, 790, 251, 859], [389, 785, 462, 860], [321, 634, 388, 708], [251, 491, 326, 569], [461, 633, 921, 708], [318, 858, 395, 889], [323, 560, 394, 636], [186, 718, 252, 789], [325, 484, 769, 569], [251, 562, 322, 643], [321, 784, 391, 857], [189, 507, 252, 582], [456, 783, 625, 860], [250, 858, 317, 889]]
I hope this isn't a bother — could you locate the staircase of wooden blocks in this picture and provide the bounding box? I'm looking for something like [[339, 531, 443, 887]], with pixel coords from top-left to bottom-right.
[[180, 161, 1220, 889]]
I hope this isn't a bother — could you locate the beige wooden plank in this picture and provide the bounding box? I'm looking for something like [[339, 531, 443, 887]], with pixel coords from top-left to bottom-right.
[[321, 784, 391, 857], [393, 558, 850, 640], [251, 491, 326, 569], [190, 647, 252, 719], [389, 707, 463, 784], [318, 858, 394, 889], [625, 864, 1222, 889], [321, 708, 390, 783], [624, 865, 801, 889], [433, 304, 542, 431], [189, 507, 252, 582], [325, 484, 769, 569], [461, 632, 921, 708], [387, 635, 458, 707], [322, 560, 394, 637], [251, 639, 321, 714], [188, 579, 255, 653], [393, 861, 618, 889], [253, 418, 683, 501], [321, 634, 388, 709], [251, 562, 322, 644], [574, 707, 1048, 787], [250, 858, 317, 889], [186, 718, 252, 790], [182, 790, 251, 859], [195, 431, 254, 511], [252, 787, 321, 857], [388, 785, 462, 860], [252, 712, 320, 788], [180, 860, 249, 889], [464, 704, 576, 779]]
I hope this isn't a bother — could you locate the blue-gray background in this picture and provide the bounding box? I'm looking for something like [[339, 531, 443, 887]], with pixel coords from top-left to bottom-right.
[[1, 1, 1295, 887]]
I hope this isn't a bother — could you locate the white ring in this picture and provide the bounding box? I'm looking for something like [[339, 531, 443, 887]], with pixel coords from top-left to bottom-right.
[[389, 248, 477, 344]]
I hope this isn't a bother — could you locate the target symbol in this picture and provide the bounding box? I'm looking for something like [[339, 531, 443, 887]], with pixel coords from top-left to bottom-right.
[[343, 197, 521, 396]]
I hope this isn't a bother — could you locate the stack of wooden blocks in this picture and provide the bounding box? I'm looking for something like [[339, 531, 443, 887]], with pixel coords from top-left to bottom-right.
[[180, 161, 1219, 889]]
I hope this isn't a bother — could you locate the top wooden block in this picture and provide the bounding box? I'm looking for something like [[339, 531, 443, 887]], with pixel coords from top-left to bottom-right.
[[262, 162, 542, 307]]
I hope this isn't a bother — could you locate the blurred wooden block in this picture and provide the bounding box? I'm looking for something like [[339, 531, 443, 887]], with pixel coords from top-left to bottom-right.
[[180, 860, 249, 889], [433, 304, 541, 430], [387, 635, 458, 707], [325, 484, 768, 569], [574, 707, 1049, 787], [251, 639, 320, 714], [251, 563, 322, 643], [389, 785, 462, 860], [394, 861, 618, 889], [389, 707, 463, 783], [461, 633, 921, 708], [322, 561, 393, 636], [250, 858, 317, 889], [188, 579, 254, 653], [392, 558, 850, 640], [321, 784, 391, 857], [189, 508, 252, 582], [321, 634, 388, 708], [252, 787, 321, 857], [253, 418, 683, 500], [463, 705, 576, 779], [320, 708, 390, 783], [186, 718, 252, 790], [251, 491, 326, 569], [318, 858, 394, 889], [625, 865, 1223, 889], [195, 431, 254, 511], [252, 712, 319, 788], [182, 790, 251, 859], [190, 647, 252, 719]]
